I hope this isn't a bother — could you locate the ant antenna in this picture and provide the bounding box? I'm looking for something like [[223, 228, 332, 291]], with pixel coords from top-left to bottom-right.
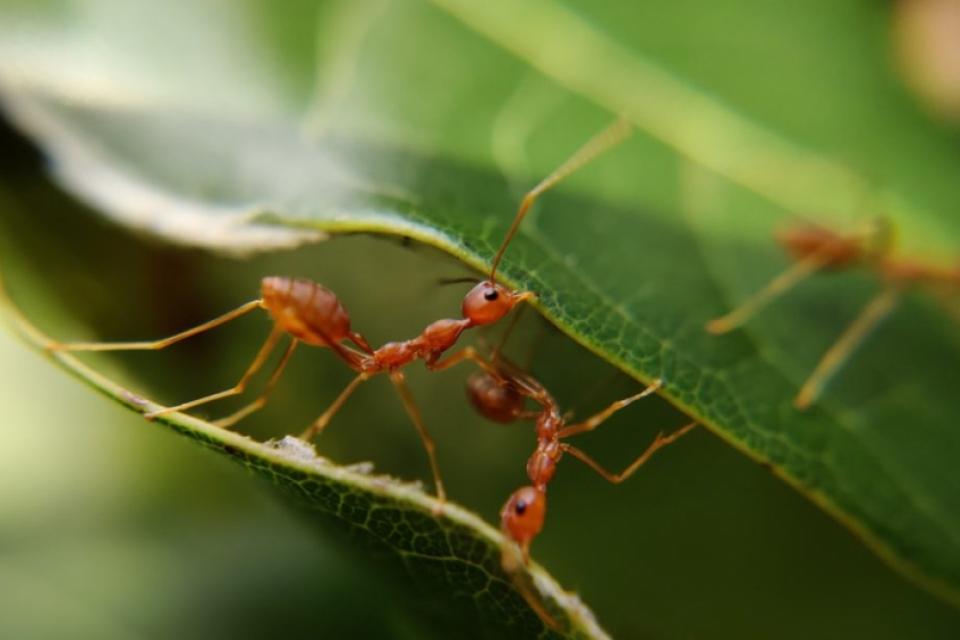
[[436, 276, 482, 286], [488, 117, 634, 283]]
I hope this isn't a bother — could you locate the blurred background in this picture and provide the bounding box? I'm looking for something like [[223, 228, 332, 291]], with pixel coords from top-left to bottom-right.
[[1, 0, 960, 638]]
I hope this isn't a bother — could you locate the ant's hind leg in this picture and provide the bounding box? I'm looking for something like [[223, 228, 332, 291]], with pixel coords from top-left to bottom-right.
[[429, 346, 499, 378], [561, 421, 697, 484], [794, 287, 900, 410], [389, 371, 446, 504], [706, 253, 835, 335], [557, 379, 663, 439], [300, 372, 370, 441], [214, 339, 299, 429], [144, 327, 284, 420], [48, 300, 264, 352]]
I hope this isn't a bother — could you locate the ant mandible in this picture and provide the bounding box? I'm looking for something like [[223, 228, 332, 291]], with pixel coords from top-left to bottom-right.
[[43, 118, 635, 502], [705, 218, 960, 408], [459, 349, 696, 626]]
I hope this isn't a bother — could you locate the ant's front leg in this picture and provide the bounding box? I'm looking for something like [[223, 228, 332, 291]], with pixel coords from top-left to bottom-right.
[[561, 421, 697, 484]]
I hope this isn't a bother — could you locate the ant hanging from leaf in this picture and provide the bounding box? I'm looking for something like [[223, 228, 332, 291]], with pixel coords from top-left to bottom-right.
[[457, 337, 696, 627], [40, 118, 635, 502], [706, 217, 960, 409]]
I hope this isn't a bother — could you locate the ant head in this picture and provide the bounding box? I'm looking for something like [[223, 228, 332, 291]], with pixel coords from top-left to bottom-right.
[[462, 280, 528, 326], [466, 372, 525, 423], [500, 486, 546, 547]]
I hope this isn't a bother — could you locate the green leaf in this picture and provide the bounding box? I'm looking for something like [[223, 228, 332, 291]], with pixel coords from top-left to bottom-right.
[[1, 0, 960, 622], [0, 270, 609, 640]]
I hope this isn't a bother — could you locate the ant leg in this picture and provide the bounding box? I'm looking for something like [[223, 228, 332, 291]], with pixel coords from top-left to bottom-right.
[[300, 372, 371, 441], [794, 287, 900, 410], [706, 254, 831, 334], [489, 118, 633, 279], [557, 379, 663, 439], [561, 421, 697, 484], [492, 303, 526, 362], [472, 333, 534, 384], [144, 327, 284, 420], [430, 346, 499, 377], [432, 346, 536, 392], [469, 305, 526, 377], [48, 300, 264, 351], [213, 339, 299, 429], [433, 345, 549, 404], [389, 371, 446, 503], [485, 304, 550, 373]]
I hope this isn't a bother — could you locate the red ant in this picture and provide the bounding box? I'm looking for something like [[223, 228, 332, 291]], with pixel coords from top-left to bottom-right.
[[40, 118, 635, 502], [459, 346, 696, 626], [706, 218, 960, 408]]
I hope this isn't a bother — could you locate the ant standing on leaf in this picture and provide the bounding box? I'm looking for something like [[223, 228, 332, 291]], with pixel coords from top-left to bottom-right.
[[460, 341, 696, 627], [39, 117, 635, 503], [706, 217, 960, 408]]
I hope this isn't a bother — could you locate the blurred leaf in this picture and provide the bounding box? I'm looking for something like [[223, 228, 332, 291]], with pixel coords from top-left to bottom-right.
[[1, 0, 959, 624]]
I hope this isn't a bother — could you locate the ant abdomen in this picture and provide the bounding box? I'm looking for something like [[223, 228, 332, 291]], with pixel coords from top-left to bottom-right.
[[526, 444, 559, 488], [466, 371, 525, 423], [260, 276, 352, 347]]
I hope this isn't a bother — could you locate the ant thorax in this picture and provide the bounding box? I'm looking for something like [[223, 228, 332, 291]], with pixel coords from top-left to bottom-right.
[[535, 408, 562, 440], [372, 340, 419, 369], [526, 441, 561, 489]]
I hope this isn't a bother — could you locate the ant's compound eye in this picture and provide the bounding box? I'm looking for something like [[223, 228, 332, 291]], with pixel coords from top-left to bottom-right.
[[483, 288, 499, 301], [514, 499, 527, 515]]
